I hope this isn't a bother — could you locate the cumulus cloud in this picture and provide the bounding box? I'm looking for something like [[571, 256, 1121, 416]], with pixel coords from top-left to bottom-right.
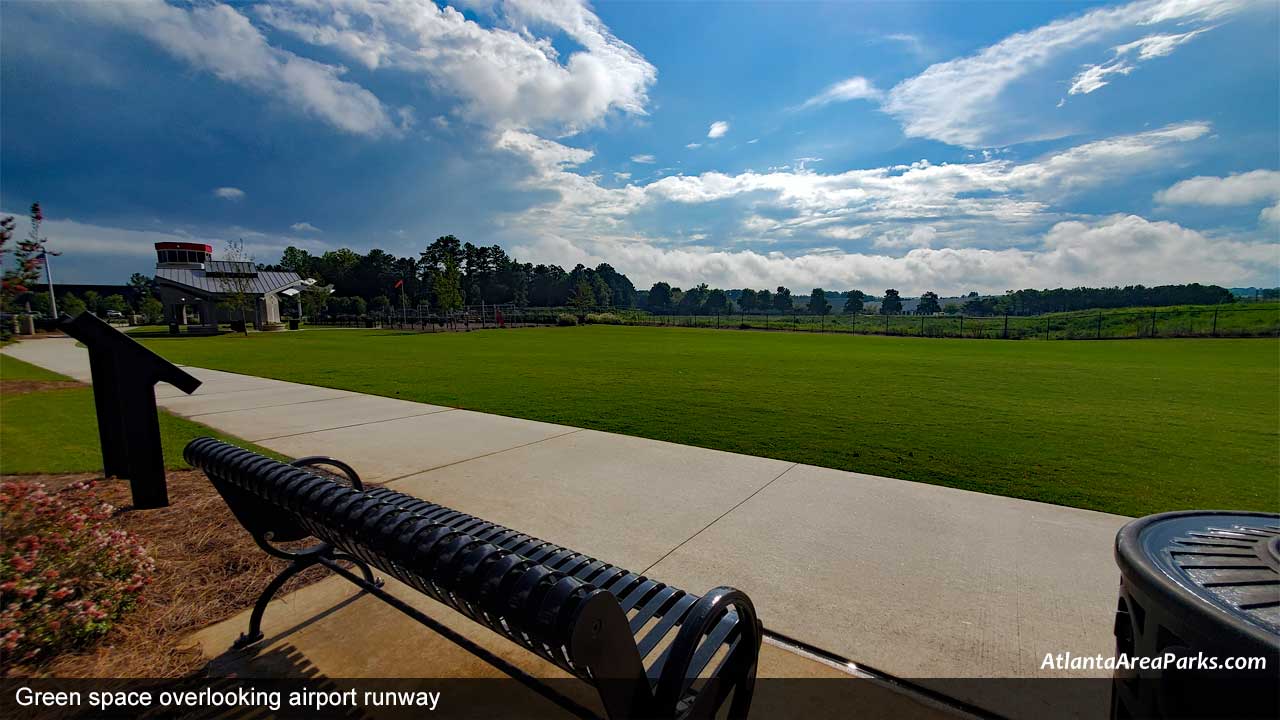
[[488, 119, 1258, 291], [1155, 169, 1280, 206], [707, 121, 730, 139], [640, 123, 1206, 219], [77, 1, 398, 136], [254, 0, 656, 135], [881, 0, 1244, 147], [508, 214, 1276, 294], [800, 76, 882, 109], [213, 187, 246, 201], [290, 222, 322, 233]]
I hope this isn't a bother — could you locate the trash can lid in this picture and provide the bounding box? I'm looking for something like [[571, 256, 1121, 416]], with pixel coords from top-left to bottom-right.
[[1117, 511, 1280, 642]]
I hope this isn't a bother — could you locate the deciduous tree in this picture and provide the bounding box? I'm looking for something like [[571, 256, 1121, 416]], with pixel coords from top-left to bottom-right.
[[917, 291, 942, 315], [880, 289, 903, 315], [808, 288, 831, 315], [772, 286, 792, 313]]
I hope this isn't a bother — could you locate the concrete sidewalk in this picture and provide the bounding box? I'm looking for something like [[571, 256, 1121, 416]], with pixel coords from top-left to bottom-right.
[[3, 337, 1129, 718]]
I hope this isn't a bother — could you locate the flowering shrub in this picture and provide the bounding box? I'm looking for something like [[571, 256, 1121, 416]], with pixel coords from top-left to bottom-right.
[[556, 313, 578, 326], [0, 480, 154, 668]]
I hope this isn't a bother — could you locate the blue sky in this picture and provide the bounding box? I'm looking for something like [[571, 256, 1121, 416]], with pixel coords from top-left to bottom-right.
[[2, 0, 1277, 294]]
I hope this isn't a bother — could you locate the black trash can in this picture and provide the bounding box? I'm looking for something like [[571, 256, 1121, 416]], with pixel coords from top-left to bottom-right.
[[1112, 511, 1279, 719], [168, 321, 179, 335], [289, 318, 299, 330]]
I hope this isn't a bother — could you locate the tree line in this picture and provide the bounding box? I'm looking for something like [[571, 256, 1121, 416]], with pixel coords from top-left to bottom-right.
[[261, 238, 1244, 318], [262, 236, 637, 316]]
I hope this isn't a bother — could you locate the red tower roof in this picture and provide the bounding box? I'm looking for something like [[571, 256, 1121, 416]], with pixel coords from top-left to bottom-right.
[[155, 242, 213, 253]]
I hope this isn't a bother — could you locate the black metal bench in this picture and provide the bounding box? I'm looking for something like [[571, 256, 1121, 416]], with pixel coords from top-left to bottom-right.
[[185, 437, 761, 719]]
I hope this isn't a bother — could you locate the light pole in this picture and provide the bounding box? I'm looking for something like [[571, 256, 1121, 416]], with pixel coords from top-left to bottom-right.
[[41, 248, 61, 318]]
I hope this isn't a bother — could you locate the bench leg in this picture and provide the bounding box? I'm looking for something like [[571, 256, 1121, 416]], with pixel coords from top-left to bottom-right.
[[234, 556, 319, 649], [330, 552, 384, 589]]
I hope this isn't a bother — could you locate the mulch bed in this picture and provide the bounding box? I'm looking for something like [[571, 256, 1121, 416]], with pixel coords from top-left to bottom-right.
[[2, 470, 330, 678]]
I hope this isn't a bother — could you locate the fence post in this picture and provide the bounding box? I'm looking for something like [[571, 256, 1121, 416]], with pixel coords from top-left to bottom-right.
[[884, 314, 889, 334], [1151, 309, 1157, 337], [959, 314, 964, 336], [1002, 314, 1009, 339], [1097, 311, 1103, 339], [1044, 315, 1049, 340], [1212, 307, 1219, 336], [920, 315, 925, 336]]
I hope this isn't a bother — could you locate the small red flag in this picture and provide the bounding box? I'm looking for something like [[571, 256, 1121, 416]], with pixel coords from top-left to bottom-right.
[[394, 279, 404, 289]]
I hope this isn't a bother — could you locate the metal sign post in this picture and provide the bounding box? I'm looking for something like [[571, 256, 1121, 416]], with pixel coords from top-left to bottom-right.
[[57, 312, 201, 508]]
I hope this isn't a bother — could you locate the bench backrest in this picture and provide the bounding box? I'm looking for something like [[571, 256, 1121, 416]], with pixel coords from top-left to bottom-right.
[[186, 438, 760, 719]]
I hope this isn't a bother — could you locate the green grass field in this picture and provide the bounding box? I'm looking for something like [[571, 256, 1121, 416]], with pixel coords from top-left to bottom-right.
[[0, 355, 286, 474], [132, 326, 1280, 517]]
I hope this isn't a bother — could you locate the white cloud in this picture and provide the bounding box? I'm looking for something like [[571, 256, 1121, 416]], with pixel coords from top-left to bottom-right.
[[874, 225, 938, 249], [1067, 62, 1136, 96], [817, 225, 872, 241], [686, 143, 702, 149], [78, 1, 398, 136], [884, 33, 927, 58], [1261, 204, 1280, 226], [800, 76, 882, 109], [1155, 169, 1280, 206], [509, 214, 1276, 294], [641, 123, 1206, 219], [630, 154, 656, 164], [882, 0, 1245, 147], [290, 222, 322, 233], [1115, 27, 1213, 60], [255, 0, 656, 135], [1068, 27, 1211, 96], [707, 121, 730, 139], [488, 120, 1261, 291], [213, 187, 246, 201], [747, 138, 760, 144], [613, 172, 631, 181]]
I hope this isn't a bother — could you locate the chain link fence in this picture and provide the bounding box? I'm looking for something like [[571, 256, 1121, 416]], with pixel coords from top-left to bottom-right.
[[305, 303, 1279, 340]]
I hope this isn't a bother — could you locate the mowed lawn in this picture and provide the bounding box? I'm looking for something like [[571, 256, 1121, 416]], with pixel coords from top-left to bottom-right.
[[138, 327, 1279, 517], [0, 355, 285, 474]]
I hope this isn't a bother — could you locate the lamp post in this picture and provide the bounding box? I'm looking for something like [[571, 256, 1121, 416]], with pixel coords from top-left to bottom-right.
[[41, 248, 61, 318]]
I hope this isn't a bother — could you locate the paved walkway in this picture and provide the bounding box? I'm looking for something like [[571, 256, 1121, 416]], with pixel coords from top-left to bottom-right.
[[4, 338, 1129, 718]]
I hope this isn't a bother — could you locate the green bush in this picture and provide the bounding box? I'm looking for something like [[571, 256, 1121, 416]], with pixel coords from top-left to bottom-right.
[[556, 313, 578, 326], [584, 313, 623, 325], [0, 480, 154, 668]]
